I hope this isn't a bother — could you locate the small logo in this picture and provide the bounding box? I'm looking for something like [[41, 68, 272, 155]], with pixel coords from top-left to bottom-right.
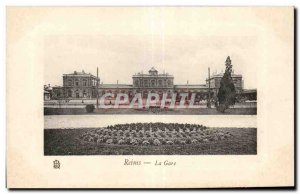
[[53, 160, 60, 169]]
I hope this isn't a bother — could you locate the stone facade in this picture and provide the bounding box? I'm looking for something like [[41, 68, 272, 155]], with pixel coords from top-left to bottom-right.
[[51, 67, 248, 101], [52, 70, 99, 99], [206, 73, 243, 97], [130, 67, 174, 98]]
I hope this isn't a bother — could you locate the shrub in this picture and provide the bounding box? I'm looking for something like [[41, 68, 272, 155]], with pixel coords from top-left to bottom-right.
[[191, 139, 197, 144], [158, 138, 166, 144], [118, 139, 125, 145], [130, 139, 138, 145], [103, 135, 109, 140], [85, 104, 95, 113], [106, 139, 113, 144], [124, 138, 131, 144], [153, 139, 161, 146], [82, 136, 89, 141], [142, 140, 150, 145], [218, 132, 224, 136], [180, 140, 186, 145], [85, 136, 92, 142], [213, 136, 219, 141], [185, 139, 192, 144], [166, 140, 174, 145], [174, 139, 181, 144], [135, 138, 142, 144], [225, 133, 231, 138]]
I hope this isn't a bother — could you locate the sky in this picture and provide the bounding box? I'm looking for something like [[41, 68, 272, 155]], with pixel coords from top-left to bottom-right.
[[44, 7, 259, 89]]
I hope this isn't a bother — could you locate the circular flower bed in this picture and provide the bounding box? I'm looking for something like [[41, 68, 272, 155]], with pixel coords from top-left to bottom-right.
[[79, 122, 233, 146]]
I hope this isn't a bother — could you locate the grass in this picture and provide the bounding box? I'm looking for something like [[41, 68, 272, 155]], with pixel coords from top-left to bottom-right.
[[44, 127, 257, 155]]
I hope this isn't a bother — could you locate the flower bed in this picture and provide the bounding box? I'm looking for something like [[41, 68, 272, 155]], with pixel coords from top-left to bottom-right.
[[79, 122, 234, 146]]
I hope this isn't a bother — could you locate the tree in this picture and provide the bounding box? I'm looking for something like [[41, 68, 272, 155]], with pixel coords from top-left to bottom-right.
[[217, 56, 236, 113], [85, 104, 95, 113]]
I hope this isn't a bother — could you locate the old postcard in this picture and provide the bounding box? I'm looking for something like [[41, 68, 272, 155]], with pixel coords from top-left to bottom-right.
[[7, 7, 294, 188]]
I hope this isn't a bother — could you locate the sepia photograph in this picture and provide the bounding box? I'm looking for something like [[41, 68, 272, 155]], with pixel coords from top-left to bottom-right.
[[44, 53, 257, 155], [7, 6, 294, 188], [43, 18, 257, 155]]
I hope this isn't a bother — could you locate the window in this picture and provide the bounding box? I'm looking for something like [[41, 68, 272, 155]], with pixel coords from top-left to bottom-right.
[[68, 80, 72, 86], [68, 90, 72, 97], [144, 80, 148, 87], [151, 80, 156, 87], [158, 80, 163, 87], [75, 90, 79, 98], [75, 79, 79, 86], [83, 79, 87, 86]]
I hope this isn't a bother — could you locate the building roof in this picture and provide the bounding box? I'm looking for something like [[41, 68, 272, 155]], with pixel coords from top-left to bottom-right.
[[149, 67, 158, 72], [206, 73, 242, 80], [133, 67, 174, 78], [52, 85, 63, 89], [63, 70, 98, 78], [174, 84, 207, 89], [99, 84, 133, 89], [243, 89, 257, 93], [133, 74, 174, 78]]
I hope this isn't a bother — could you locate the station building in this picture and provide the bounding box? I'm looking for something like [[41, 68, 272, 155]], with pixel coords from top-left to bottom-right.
[[52, 70, 100, 99], [51, 67, 250, 102]]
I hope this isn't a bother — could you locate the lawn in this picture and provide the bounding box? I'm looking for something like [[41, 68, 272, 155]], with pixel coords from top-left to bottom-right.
[[44, 123, 256, 155], [44, 107, 257, 115]]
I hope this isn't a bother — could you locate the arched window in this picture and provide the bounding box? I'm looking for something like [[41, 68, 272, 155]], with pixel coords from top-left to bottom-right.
[[68, 80, 73, 86], [75, 90, 79, 98], [83, 90, 87, 97], [158, 80, 163, 87], [83, 79, 87, 86], [144, 80, 148, 87], [68, 90, 72, 97], [75, 79, 79, 86], [151, 80, 156, 87]]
